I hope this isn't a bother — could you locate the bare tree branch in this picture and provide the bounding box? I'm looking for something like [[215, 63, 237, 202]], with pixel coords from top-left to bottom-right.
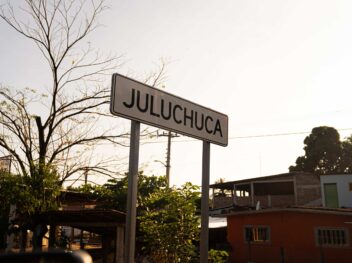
[[0, 0, 168, 185]]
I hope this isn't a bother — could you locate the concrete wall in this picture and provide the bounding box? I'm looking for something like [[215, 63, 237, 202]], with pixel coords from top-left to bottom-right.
[[227, 210, 352, 263], [295, 173, 322, 206], [254, 195, 295, 208], [212, 173, 322, 209], [213, 196, 233, 208], [321, 174, 352, 208], [220, 194, 296, 208]]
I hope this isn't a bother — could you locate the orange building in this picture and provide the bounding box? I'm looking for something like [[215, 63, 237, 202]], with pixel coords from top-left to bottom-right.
[[226, 207, 352, 263]]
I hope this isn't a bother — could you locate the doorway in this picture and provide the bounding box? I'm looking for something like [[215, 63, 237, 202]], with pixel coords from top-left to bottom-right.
[[324, 183, 339, 208]]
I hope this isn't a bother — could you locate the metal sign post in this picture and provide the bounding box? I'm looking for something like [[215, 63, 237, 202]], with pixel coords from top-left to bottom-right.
[[125, 120, 140, 263], [200, 141, 210, 262]]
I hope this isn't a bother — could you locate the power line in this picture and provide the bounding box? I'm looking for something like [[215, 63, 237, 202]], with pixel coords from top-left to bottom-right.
[[230, 127, 352, 140], [142, 127, 352, 144], [96, 127, 352, 145], [230, 131, 311, 139]]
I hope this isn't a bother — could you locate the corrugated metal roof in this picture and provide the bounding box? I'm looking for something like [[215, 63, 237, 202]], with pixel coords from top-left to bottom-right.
[[210, 172, 313, 189], [221, 206, 352, 217]]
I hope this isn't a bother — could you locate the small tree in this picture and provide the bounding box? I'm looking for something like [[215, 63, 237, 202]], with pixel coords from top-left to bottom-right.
[[139, 183, 200, 263]]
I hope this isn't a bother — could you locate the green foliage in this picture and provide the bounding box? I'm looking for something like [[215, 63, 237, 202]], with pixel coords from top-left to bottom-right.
[[0, 171, 22, 216], [139, 182, 200, 263], [339, 136, 352, 173], [23, 164, 61, 214], [208, 249, 229, 263], [0, 164, 61, 220], [67, 183, 113, 204], [289, 126, 352, 174], [104, 172, 167, 212], [0, 171, 21, 248], [68, 172, 167, 212], [0, 164, 61, 248], [69, 174, 201, 262]]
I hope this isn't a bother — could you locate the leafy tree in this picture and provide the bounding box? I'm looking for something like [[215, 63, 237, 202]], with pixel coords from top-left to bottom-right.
[[70, 172, 167, 213], [105, 172, 168, 212], [289, 126, 341, 174], [0, 166, 61, 249], [0, 166, 60, 218], [289, 126, 352, 174], [0, 171, 24, 249], [139, 183, 200, 263], [66, 183, 113, 204]]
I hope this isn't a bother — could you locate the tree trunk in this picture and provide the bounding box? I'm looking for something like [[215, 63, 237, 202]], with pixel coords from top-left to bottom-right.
[[19, 229, 27, 252], [35, 116, 46, 170], [32, 224, 47, 252]]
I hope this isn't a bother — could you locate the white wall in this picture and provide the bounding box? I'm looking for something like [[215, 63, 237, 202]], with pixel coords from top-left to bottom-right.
[[320, 174, 352, 208]]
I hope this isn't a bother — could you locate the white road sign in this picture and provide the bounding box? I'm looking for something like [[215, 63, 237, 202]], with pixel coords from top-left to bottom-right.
[[110, 74, 228, 146]]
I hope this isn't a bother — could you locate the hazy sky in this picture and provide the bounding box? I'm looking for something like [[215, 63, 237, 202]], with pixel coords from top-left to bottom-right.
[[1, 0, 352, 186]]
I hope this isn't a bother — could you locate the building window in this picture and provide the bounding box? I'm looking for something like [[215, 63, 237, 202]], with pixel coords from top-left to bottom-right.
[[316, 228, 349, 247], [236, 190, 250, 197], [349, 182, 352, 192], [244, 226, 270, 243]]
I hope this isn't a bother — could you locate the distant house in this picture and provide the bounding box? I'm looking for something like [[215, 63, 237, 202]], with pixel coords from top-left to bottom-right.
[[321, 174, 352, 208], [210, 172, 322, 211], [47, 191, 125, 263], [225, 207, 352, 263], [41, 208, 125, 263], [8, 191, 126, 263]]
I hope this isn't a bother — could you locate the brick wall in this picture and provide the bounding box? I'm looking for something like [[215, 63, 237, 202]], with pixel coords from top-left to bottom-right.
[[254, 195, 295, 208], [234, 196, 251, 206], [212, 196, 233, 208], [295, 173, 322, 205]]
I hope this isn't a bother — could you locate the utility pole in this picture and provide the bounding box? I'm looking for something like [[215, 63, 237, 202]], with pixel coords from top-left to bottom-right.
[[165, 131, 171, 186], [158, 130, 178, 186], [84, 168, 88, 185], [80, 168, 88, 249]]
